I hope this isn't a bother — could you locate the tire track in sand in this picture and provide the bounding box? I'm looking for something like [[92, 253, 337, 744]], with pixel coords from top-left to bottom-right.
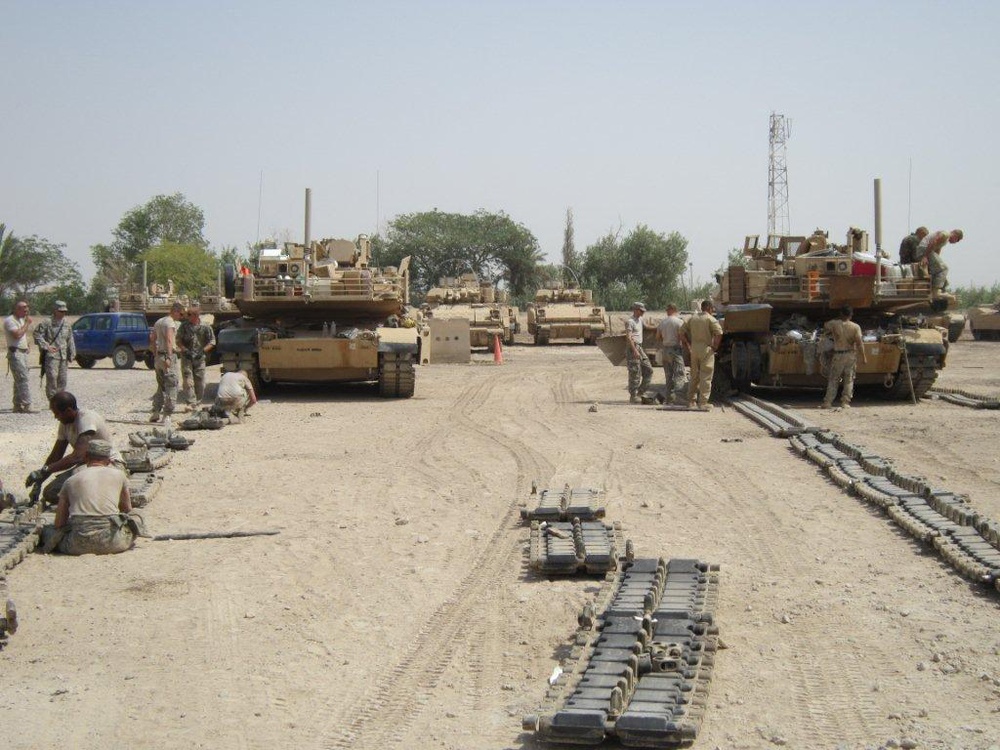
[[319, 371, 553, 749]]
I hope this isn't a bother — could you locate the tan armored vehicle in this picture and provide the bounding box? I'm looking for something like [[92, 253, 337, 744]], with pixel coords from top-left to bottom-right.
[[968, 302, 1000, 341], [216, 190, 418, 397], [714, 224, 947, 400], [527, 285, 607, 345], [114, 264, 240, 326], [422, 273, 517, 348]]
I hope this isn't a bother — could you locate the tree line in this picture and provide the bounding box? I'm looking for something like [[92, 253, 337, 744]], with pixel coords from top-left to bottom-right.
[[1, 194, 706, 313]]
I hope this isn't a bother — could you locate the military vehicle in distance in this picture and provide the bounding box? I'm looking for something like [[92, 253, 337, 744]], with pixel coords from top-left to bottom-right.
[[216, 190, 418, 397], [968, 302, 1000, 341], [526, 285, 607, 345], [715, 224, 947, 400], [422, 273, 517, 348], [113, 263, 241, 327]]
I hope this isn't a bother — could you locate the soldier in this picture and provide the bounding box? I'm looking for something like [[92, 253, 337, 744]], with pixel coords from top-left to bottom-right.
[[624, 302, 653, 404], [3, 300, 33, 412], [820, 305, 867, 409], [177, 303, 216, 407], [680, 300, 723, 410], [655, 303, 686, 404], [27, 390, 124, 505], [40, 440, 145, 556], [150, 302, 184, 422], [914, 229, 963, 293], [215, 369, 257, 421], [33, 300, 76, 400], [898, 226, 928, 265]]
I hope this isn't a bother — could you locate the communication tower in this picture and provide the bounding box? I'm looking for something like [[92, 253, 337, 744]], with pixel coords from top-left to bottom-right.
[[768, 112, 791, 236]]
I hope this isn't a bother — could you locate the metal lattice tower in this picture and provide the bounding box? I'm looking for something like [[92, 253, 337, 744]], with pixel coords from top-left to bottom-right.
[[767, 112, 791, 236]]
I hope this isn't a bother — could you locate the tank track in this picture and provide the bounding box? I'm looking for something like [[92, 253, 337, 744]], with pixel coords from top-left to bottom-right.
[[734, 397, 1000, 591], [882, 352, 940, 400], [522, 483, 605, 522], [523, 557, 720, 746], [529, 519, 627, 575], [0, 508, 43, 574], [929, 386, 1000, 410], [729, 395, 818, 437], [128, 428, 196, 450], [128, 474, 164, 509], [378, 351, 415, 398], [121, 447, 173, 473]]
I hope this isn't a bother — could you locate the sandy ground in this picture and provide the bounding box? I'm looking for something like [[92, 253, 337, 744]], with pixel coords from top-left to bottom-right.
[[2, 330, 999, 750]]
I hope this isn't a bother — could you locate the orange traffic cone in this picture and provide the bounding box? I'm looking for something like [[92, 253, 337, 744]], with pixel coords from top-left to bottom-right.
[[493, 334, 504, 365]]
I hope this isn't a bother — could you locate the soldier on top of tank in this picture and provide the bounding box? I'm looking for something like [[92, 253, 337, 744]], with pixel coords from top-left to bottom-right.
[[913, 229, 963, 293]]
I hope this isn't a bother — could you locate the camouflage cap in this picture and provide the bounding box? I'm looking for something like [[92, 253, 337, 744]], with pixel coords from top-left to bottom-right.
[[86, 439, 113, 459], [632, 302, 646, 312], [54, 300, 68, 311]]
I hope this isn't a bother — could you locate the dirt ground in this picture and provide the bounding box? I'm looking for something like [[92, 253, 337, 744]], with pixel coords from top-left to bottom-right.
[[2, 330, 999, 750]]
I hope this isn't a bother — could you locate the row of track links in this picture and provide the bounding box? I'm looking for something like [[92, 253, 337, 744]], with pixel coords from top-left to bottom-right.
[[731, 395, 1000, 591], [929, 386, 1000, 410], [523, 557, 721, 747]]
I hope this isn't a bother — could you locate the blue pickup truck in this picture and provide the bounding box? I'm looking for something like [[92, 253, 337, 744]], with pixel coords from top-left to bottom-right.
[[72, 312, 154, 370]]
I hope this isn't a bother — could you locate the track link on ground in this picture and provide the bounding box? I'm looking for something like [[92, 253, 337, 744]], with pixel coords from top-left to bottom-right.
[[524, 557, 721, 747], [929, 386, 1000, 409], [734, 396, 1000, 591], [528, 518, 627, 575], [521, 484, 606, 522]]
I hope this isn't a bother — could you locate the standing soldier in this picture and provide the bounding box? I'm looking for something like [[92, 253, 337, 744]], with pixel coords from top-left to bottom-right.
[[177, 303, 216, 408], [3, 300, 33, 412], [820, 306, 867, 409], [149, 302, 184, 423], [33, 300, 76, 400], [680, 300, 723, 410], [624, 302, 653, 404], [655, 303, 686, 404]]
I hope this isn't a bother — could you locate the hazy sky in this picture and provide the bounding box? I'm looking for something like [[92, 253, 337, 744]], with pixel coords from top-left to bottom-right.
[[4, 1, 998, 288]]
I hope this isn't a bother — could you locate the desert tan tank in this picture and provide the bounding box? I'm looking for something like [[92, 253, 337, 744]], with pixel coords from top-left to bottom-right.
[[526, 285, 607, 345], [421, 273, 517, 348], [713, 224, 947, 400], [968, 302, 1000, 341], [113, 263, 241, 327], [215, 189, 418, 397]]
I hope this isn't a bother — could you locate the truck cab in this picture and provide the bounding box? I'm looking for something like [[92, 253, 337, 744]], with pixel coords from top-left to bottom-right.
[[72, 312, 153, 370]]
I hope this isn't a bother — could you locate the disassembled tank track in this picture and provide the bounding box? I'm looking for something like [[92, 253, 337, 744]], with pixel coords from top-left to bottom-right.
[[528, 518, 628, 575], [378, 351, 416, 398], [0, 506, 41, 646], [128, 428, 196, 450], [732, 396, 1000, 591], [929, 386, 1000, 410], [522, 483, 606, 522], [524, 557, 721, 747]]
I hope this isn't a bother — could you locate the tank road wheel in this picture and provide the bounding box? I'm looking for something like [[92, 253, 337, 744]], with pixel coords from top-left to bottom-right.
[[112, 345, 136, 370], [75, 355, 97, 369], [378, 351, 416, 399]]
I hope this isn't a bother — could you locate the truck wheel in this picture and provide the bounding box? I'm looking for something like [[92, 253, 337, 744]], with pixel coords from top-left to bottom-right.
[[76, 356, 96, 369], [112, 345, 136, 370]]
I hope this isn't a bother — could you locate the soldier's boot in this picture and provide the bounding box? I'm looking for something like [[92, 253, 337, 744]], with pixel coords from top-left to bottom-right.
[[629, 394, 642, 404]]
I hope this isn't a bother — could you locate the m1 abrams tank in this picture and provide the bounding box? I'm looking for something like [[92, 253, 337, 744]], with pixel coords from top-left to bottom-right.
[[216, 190, 418, 398], [421, 273, 517, 347], [968, 302, 1000, 341], [526, 285, 607, 345], [715, 225, 947, 400]]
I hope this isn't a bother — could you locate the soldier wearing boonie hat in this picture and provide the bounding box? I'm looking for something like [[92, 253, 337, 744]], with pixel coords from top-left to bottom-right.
[[41, 437, 141, 556], [33, 299, 75, 399], [624, 302, 653, 403]]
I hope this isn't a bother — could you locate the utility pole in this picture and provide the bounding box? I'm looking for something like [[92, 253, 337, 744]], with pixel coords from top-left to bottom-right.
[[767, 112, 791, 237]]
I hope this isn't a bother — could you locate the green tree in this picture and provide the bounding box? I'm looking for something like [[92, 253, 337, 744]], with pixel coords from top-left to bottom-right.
[[142, 242, 220, 296], [93, 193, 208, 286], [561, 208, 578, 284], [379, 210, 543, 300], [580, 224, 689, 310], [0, 224, 81, 300]]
